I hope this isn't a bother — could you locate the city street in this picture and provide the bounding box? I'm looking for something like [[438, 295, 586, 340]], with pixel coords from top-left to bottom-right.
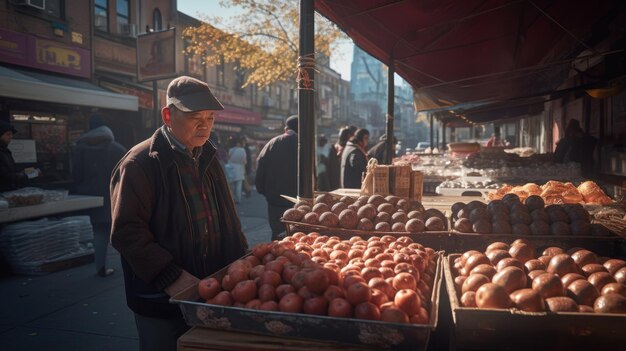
[[0, 191, 272, 351]]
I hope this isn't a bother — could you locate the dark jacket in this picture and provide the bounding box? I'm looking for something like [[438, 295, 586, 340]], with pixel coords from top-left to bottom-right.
[[327, 145, 341, 190], [368, 140, 388, 164], [256, 130, 297, 207], [0, 143, 26, 192], [341, 141, 368, 189], [72, 126, 126, 224], [110, 128, 248, 318]]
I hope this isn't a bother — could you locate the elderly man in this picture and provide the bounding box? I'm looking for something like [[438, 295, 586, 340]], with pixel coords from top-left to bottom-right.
[[110, 76, 248, 351]]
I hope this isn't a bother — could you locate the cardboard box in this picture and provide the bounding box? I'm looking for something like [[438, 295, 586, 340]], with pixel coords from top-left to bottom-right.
[[410, 170, 424, 202], [372, 165, 390, 195], [392, 165, 412, 198]]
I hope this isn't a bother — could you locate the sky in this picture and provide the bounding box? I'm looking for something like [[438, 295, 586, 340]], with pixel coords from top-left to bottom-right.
[[176, 0, 354, 80]]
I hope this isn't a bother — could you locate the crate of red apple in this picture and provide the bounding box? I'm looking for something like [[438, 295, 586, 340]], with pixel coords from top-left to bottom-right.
[[171, 232, 442, 349]]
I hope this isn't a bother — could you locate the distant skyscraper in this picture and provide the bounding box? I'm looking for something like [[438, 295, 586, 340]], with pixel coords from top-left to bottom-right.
[[350, 46, 388, 110]]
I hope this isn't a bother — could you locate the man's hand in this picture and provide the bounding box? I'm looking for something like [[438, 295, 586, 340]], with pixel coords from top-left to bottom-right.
[[164, 270, 200, 297]]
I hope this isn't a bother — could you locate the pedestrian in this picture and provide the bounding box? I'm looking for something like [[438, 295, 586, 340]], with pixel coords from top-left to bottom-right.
[[228, 137, 247, 203], [72, 114, 126, 277], [316, 135, 331, 191], [341, 128, 370, 189], [486, 127, 508, 147], [334, 127, 354, 158], [553, 119, 597, 177], [256, 115, 298, 241], [0, 120, 41, 191], [367, 134, 397, 164], [110, 76, 248, 351]]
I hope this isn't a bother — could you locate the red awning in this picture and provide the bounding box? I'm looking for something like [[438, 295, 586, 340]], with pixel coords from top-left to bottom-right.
[[315, 0, 626, 112], [216, 106, 262, 125]]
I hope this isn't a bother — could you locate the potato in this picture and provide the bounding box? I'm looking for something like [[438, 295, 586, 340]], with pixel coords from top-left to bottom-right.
[[593, 293, 626, 314], [377, 203, 395, 214], [312, 203, 330, 215], [331, 202, 348, 215], [391, 212, 408, 224], [492, 267, 527, 294], [367, 194, 385, 207], [547, 254, 578, 277], [530, 221, 550, 235], [566, 279, 599, 306], [454, 218, 473, 233], [425, 217, 445, 231], [357, 218, 374, 231], [475, 283, 512, 309], [357, 204, 377, 221], [302, 212, 319, 225], [545, 296, 578, 312], [510, 288, 544, 312], [532, 273, 564, 299], [405, 218, 425, 233], [315, 193, 335, 206], [392, 222, 406, 232], [492, 220, 512, 234], [375, 222, 391, 232], [524, 195, 545, 211], [472, 219, 492, 234], [283, 208, 304, 222], [338, 209, 358, 229], [319, 212, 339, 227], [530, 209, 550, 223]]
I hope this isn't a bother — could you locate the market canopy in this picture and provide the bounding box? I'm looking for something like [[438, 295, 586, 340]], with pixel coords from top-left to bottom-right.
[[315, 0, 626, 119]]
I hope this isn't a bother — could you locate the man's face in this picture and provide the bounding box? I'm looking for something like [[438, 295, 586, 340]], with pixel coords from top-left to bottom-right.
[[0, 131, 13, 146], [361, 134, 370, 149], [163, 107, 215, 149]]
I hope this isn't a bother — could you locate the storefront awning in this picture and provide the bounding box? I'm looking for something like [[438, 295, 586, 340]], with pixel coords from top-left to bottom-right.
[[0, 66, 138, 111], [216, 106, 262, 125]]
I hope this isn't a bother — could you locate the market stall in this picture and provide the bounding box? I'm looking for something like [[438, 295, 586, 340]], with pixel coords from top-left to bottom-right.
[[168, 0, 626, 350]]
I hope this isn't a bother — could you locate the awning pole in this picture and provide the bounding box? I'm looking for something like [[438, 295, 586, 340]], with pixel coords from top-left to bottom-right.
[[386, 66, 395, 164], [298, 0, 315, 200]]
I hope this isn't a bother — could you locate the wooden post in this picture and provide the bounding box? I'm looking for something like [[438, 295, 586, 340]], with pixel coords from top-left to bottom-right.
[[298, 0, 315, 199], [386, 66, 395, 164]]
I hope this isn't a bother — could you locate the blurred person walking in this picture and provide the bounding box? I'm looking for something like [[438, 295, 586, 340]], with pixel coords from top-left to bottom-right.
[[72, 114, 127, 277], [228, 137, 247, 204], [341, 128, 370, 189], [316, 135, 331, 191], [256, 116, 298, 240]]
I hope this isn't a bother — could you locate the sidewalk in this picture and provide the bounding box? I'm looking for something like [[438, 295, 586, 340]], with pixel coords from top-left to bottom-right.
[[0, 191, 272, 351]]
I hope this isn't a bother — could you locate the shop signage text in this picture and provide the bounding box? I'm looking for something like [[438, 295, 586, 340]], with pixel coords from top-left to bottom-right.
[[0, 28, 90, 78]]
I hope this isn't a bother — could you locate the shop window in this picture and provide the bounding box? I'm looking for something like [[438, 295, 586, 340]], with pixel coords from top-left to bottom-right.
[[217, 56, 225, 87], [10, 111, 70, 183], [116, 0, 130, 34], [153, 8, 162, 31], [45, 0, 64, 19], [94, 0, 108, 32]]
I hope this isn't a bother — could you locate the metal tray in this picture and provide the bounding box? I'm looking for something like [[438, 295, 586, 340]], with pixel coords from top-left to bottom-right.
[[170, 253, 444, 350], [444, 254, 626, 350]]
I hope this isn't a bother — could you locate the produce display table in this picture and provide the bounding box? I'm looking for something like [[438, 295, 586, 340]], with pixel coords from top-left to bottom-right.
[[0, 195, 103, 224], [178, 326, 376, 351]]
